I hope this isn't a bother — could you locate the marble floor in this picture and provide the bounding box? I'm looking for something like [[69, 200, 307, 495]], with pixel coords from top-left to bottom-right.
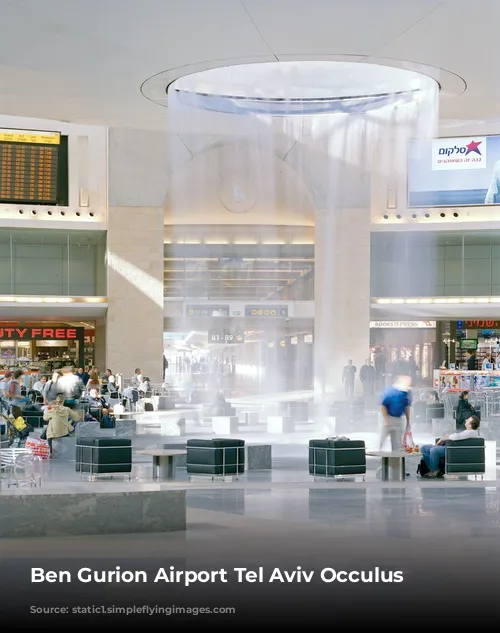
[[3, 414, 499, 492], [2, 416, 500, 621]]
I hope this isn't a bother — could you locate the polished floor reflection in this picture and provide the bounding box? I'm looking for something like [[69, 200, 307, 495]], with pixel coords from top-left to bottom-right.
[[186, 485, 500, 538]]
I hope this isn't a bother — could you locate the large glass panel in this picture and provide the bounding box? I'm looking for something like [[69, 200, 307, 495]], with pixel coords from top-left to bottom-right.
[[164, 252, 314, 300], [11, 229, 68, 296], [0, 230, 12, 294], [0, 228, 106, 296], [371, 229, 500, 298], [463, 230, 492, 296], [68, 231, 106, 296]]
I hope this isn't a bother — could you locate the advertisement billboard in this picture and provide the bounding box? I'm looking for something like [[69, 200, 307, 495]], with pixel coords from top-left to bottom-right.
[[407, 135, 500, 207]]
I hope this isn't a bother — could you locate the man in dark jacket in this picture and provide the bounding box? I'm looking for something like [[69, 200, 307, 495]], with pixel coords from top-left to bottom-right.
[[360, 359, 376, 395], [342, 360, 357, 398]]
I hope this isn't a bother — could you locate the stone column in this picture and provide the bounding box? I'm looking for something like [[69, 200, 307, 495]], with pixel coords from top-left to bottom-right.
[[314, 207, 371, 402], [106, 206, 164, 382]]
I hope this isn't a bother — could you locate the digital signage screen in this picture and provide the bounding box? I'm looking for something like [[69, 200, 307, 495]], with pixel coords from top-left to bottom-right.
[[459, 338, 478, 351], [407, 135, 500, 207]]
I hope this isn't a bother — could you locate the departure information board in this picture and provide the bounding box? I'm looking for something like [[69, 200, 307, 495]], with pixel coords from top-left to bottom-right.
[[0, 129, 60, 204]]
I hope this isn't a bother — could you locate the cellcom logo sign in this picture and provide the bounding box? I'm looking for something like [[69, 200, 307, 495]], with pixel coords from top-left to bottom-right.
[[431, 137, 486, 171]]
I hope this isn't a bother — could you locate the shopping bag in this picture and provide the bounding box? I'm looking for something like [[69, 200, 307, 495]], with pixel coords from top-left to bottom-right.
[[403, 423, 415, 452], [25, 436, 50, 459]]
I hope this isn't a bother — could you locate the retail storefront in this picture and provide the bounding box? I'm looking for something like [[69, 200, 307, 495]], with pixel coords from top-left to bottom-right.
[[442, 320, 500, 369], [0, 324, 85, 376], [369, 320, 436, 384]]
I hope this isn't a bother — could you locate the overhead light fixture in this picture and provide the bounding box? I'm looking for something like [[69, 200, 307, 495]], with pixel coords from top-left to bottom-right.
[[390, 299, 404, 304], [476, 298, 490, 303], [433, 298, 447, 303], [376, 299, 391, 304], [460, 298, 476, 303], [418, 298, 432, 304], [446, 298, 460, 303], [404, 299, 419, 303]]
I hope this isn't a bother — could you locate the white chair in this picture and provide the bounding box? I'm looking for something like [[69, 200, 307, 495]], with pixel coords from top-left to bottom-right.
[[0, 447, 42, 488]]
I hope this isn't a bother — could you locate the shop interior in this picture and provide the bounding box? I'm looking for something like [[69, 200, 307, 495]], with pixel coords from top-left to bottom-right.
[[369, 326, 435, 385], [0, 321, 94, 381]]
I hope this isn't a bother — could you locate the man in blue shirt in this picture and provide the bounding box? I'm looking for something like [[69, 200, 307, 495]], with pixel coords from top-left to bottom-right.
[[379, 375, 412, 451]]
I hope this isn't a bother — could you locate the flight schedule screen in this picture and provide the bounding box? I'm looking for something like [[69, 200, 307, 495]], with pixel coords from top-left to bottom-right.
[[0, 129, 60, 204]]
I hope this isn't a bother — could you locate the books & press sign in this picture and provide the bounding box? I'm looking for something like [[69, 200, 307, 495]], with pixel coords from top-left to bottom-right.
[[370, 321, 436, 329]]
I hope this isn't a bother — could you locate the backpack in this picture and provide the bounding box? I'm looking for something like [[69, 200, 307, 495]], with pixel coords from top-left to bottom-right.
[[417, 457, 430, 477]]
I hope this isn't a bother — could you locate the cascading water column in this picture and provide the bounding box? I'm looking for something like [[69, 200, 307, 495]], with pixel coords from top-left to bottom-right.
[[164, 61, 438, 413]]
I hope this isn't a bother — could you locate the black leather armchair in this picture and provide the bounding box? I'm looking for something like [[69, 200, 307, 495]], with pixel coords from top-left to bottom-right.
[[434, 437, 485, 477], [426, 403, 445, 422], [76, 438, 132, 479], [186, 438, 245, 479], [309, 439, 366, 480], [443, 438, 485, 477]]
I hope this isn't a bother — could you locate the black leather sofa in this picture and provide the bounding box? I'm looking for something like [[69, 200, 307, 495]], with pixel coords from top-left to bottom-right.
[[76, 438, 132, 479], [186, 438, 245, 478], [440, 437, 485, 477], [309, 439, 366, 480]]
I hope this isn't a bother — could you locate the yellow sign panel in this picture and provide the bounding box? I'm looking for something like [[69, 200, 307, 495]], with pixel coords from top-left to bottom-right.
[[0, 129, 60, 145]]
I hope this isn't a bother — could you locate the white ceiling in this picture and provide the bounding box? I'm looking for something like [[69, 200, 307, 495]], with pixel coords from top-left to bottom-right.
[[0, 0, 497, 130]]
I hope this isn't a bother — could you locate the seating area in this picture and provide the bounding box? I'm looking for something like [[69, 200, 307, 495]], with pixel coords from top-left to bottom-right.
[[186, 438, 245, 480], [439, 438, 485, 478], [75, 438, 133, 480], [0, 386, 493, 490], [309, 439, 366, 480]]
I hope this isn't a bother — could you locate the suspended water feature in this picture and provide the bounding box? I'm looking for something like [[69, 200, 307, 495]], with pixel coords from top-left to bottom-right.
[[163, 61, 439, 407]]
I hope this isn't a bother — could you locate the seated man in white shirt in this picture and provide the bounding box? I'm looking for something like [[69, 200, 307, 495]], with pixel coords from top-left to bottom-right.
[[32, 375, 47, 393], [420, 415, 480, 478]]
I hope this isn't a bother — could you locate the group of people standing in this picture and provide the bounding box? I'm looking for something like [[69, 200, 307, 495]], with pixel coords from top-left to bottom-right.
[[342, 358, 382, 399], [342, 353, 419, 399]]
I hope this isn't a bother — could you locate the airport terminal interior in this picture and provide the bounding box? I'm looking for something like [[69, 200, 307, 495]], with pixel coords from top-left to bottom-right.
[[2, 0, 500, 561]]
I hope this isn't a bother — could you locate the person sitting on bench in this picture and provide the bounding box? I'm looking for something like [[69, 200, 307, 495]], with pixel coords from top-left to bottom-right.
[[420, 415, 480, 478]]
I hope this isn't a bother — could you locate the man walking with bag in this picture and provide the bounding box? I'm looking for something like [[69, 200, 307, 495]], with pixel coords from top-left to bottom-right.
[[379, 375, 412, 451]]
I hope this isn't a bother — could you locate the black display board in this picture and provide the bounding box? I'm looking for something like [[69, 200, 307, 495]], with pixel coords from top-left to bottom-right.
[[0, 129, 60, 204]]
